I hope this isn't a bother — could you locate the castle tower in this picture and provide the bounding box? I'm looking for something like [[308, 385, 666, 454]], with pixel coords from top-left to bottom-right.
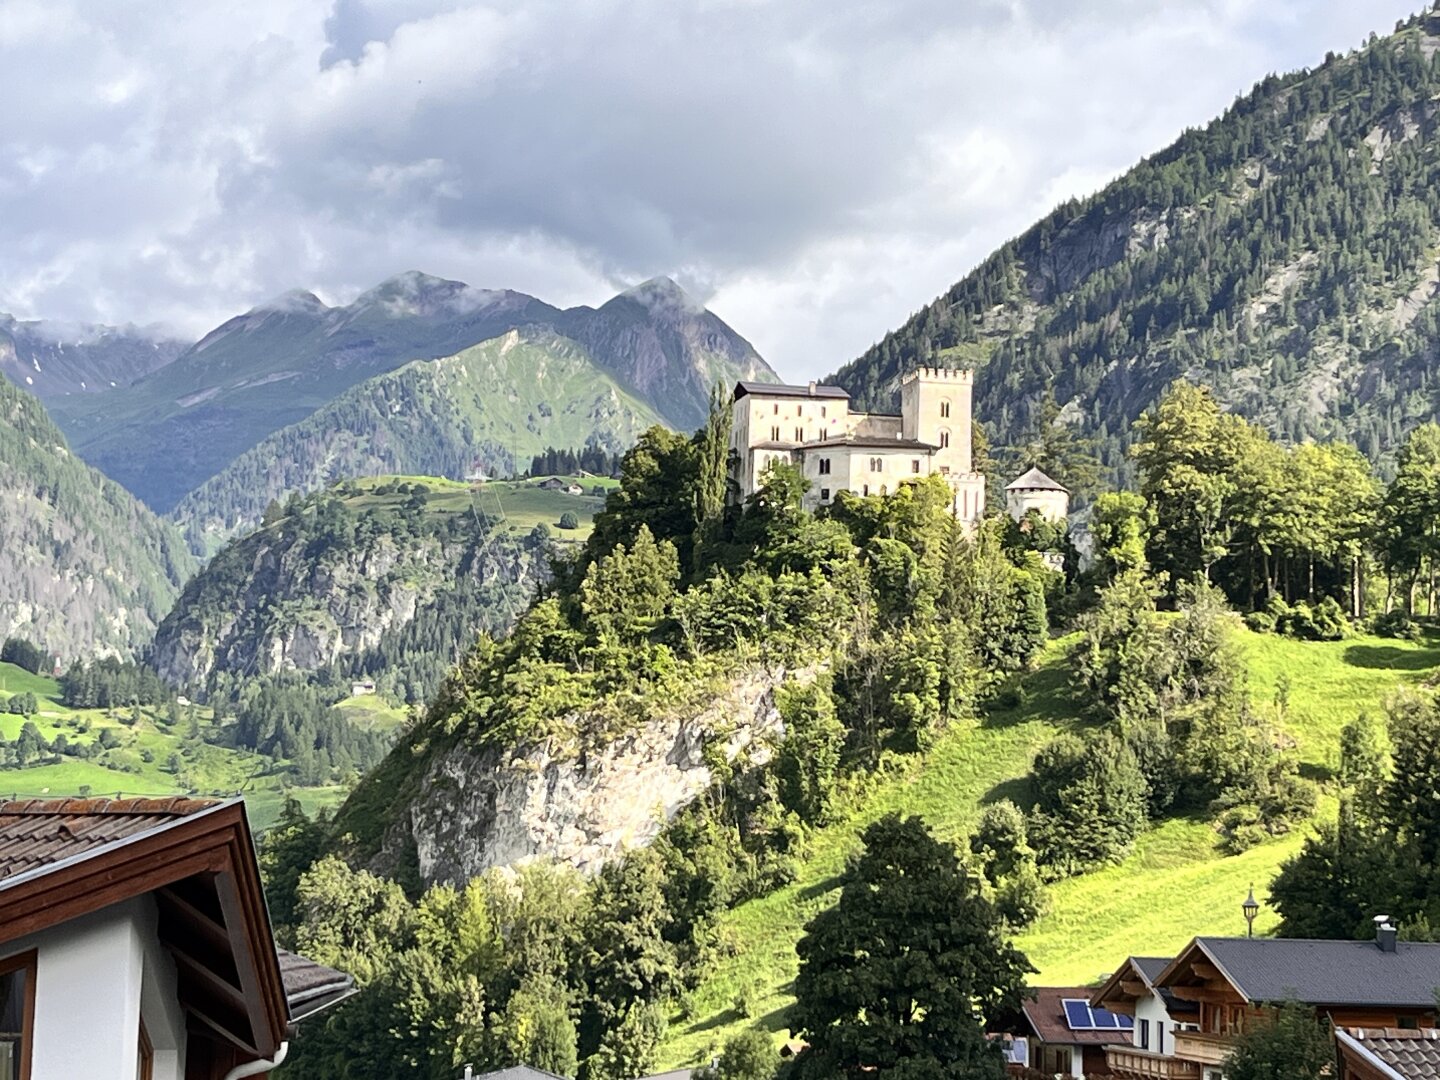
[[901, 367, 973, 475], [900, 366, 984, 525]]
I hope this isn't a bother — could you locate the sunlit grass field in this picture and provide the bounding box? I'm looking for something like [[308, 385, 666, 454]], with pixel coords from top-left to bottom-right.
[[660, 626, 1440, 1067], [0, 661, 348, 831]]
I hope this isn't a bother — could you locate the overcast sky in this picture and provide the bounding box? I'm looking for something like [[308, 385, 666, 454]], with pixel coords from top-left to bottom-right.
[[0, 0, 1425, 379]]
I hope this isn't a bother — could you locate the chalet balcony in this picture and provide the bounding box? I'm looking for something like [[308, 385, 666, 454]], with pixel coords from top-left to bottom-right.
[[1171, 1030, 1236, 1067], [1105, 1046, 1204, 1079]]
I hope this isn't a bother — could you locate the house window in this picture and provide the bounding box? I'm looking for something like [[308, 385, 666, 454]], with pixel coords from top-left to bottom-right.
[[912, 459, 921, 474], [818, 458, 831, 475], [940, 400, 951, 418], [939, 430, 950, 449], [820, 488, 830, 502], [1138, 1019, 1150, 1050], [1158, 1024, 1165, 1055], [0, 950, 36, 1080]]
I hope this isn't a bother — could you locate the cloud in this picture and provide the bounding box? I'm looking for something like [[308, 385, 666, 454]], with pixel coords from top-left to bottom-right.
[[0, 0, 1423, 377]]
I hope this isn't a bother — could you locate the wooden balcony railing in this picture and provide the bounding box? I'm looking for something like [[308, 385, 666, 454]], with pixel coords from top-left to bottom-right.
[[1105, 1046, 1204, 1079], [1171, 1029, 1236, 1066]]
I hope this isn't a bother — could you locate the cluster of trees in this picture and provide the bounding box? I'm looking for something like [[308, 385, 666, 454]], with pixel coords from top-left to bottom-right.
[[832, 17, 1440, 487], [225, 677, 392, 786], [524, 446, 623, 479], [270, 807, 1031, 1080], [0, 637, 51, 676], [59, 658, 172, 710], [5, 693, 37, 717], [1271, 692, 1440, 939]]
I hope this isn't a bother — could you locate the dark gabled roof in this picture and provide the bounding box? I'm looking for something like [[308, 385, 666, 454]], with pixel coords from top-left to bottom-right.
[[1006, 466, 1068, 493], [1164, 937, 1440, 1008], [1131, 957, 1169, 985], [0, 797, 218, 881], [804, 436, 936, 451], [1338, 1028, 1440, 1080], [734, 380, 849, 401]]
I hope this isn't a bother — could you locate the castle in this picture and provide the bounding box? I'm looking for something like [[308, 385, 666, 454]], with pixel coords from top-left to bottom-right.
[[730, 368, 988, 525]]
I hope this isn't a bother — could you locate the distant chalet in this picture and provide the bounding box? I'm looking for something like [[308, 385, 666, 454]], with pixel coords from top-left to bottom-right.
[[730, 369, 986, 524]]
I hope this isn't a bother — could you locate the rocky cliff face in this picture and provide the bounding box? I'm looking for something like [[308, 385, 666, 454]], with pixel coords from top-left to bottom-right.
[[150, 500, 548, 690], [379, 668, 793, 886]]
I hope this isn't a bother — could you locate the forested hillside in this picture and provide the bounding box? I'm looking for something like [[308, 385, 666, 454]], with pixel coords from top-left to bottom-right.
[[154, 474, 609, 707], [832, 10, 1440, 485], [171, 329, 660, 551], [0, 378, 194, 660]]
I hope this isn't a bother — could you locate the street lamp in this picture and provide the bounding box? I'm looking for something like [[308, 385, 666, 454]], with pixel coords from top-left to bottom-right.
[[1242, 885, 1260, 938]]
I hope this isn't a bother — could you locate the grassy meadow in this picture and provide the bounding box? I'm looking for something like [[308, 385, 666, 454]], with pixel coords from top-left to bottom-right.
[[660, 625, 1440, 1067], [0, 661, 348, 831], [344, 473, 615, 541]]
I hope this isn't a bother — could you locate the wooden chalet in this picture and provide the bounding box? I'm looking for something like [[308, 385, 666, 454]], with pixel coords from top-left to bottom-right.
[[1148, 925, 1440, 1079], [0, 797, 354, 1080], [1089, 956, 1200, 1079]]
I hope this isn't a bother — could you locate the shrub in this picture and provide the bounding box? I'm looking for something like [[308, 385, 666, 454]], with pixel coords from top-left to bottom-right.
[[1372, 609, 1423, 640], [558, 511, 580, 530]]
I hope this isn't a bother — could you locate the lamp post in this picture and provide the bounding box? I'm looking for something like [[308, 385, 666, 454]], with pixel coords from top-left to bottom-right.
[[1242, 885, 1260, 938]]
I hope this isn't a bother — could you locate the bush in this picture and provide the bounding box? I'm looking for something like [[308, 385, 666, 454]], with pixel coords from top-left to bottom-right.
[[1372, 609, 1423, 640], [1265, 596, 1350, 641], [558, 511, 580, 530]]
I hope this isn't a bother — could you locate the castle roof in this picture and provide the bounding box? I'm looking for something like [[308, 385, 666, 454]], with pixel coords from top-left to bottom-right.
[[734, 380, 849, 401], [805, 435, 936, 451], [1006, 467, 1068, 493]]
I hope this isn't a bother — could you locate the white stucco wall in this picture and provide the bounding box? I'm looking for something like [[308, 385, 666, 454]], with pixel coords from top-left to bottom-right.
[[0, 897, 186, 1080], [1007, 487, 1070, 522], [1133, 990, 1178, 1058]]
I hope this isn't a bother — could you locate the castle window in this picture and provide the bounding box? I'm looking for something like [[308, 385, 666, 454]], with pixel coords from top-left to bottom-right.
[[821, 406, 827, 418], [795, 427, 805, 442], [820, 488, 830, 502], [870, 457, 883, 472], [770, 426, 781, 441], [818, 458, 831, 475], [940, 400, 951, 418], [912, 459, 921, 473], [939, 430, 950, 449], [880, 484, 887, 496], [773, 403, 779, 415], [862, 484, 869, 497]]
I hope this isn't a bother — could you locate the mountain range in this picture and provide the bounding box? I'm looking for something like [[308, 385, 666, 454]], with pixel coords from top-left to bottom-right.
[[32, 273, 773, 515]]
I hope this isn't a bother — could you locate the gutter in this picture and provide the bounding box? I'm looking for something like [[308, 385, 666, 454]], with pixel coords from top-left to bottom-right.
[[222, 1041, 288, 1080]]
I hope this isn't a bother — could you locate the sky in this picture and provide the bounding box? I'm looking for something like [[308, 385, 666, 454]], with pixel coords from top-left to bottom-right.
[[0, 0, 1426, 380]]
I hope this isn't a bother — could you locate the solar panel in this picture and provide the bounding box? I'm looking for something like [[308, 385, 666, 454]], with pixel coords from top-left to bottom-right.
[[1113, 1012, 1135, 1030], [1062, 999, 1093, 1029]]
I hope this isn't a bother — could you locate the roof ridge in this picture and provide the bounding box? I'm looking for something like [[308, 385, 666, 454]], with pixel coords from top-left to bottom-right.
[[0, 797, 222, 816]]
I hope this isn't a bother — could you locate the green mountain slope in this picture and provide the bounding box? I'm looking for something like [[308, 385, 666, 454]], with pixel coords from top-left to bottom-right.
[[153, 473, 610, 703], [52, 273, 773, 513], [0, 378, 195, 661], [660, 627, 1438, 1065], [171, 328, 663, 549], [831, 11, 1440, 481]]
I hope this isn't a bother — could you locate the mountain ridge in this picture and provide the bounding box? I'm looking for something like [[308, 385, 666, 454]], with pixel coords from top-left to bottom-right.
[[40, 273, 774, 514]]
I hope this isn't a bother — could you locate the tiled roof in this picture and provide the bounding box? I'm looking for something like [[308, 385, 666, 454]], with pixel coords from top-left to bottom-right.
[[1189, 937, 1440, 1007], [278, 949, 357, 1023], [1339, 1028, 1440, 1079], [1131, 957, 1169, 985], [1006, 466, 1068, 492], [0, 797, 219, 884], [1021, 987, 1116, 1046], [735, 380, 849, 400]]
